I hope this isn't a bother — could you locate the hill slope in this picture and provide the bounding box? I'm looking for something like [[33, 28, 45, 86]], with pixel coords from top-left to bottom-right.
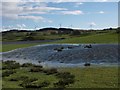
[[54, 33, 118, 44]]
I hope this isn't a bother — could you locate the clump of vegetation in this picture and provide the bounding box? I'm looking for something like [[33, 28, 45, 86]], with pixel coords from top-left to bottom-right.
[[9, 78, 18, 81], [21, 63, 34, 67], [54, 79, 75, 88], [43, 68, 58, 75], [21, 36, 35, 41], [2, 60, 20, 70], [55, 72, 75, 79], [29, 67, 43, 72], [54, 72, 75, 88], [22, 81, 50, 88], [33, 65, 43, 68], [19, 78, 38, 88], [9, 76, 29, 81], [2, 70, 16, 77]]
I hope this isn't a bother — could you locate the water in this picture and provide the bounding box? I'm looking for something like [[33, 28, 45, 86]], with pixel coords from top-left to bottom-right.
[[0, 44, 119, 67]]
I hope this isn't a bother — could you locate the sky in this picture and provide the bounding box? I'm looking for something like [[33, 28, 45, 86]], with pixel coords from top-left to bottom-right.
[[0, 0, 119, 31]]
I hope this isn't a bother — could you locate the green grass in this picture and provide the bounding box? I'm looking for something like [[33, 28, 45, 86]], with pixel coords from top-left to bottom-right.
[[1, 33, 118, 52], [2, 69, 58, 88], [1, 42, 51, 52], [1, 43, 40, 52], [2, 65, 119, 88], [59, 67, 119, 88], [54, 33, 118, 44]]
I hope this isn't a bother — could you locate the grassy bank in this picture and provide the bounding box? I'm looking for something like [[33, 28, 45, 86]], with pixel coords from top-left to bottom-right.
[[1, 32, 118, 52], [1, 43, 41, 52], [54, 33, 118, 44], [1, 61, 118, 88]]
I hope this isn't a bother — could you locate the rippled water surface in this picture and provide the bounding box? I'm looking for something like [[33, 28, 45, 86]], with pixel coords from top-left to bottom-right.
[[1, 44, 118, 67]]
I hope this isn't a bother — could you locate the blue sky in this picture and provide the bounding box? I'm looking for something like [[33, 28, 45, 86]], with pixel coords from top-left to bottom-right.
[[1, 1, 119, 31]]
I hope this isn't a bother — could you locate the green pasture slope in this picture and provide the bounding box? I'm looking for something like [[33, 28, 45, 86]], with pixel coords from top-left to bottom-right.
[[1, 32, 118, 52], [1, 61, 119, 88], [55, 33, 118, 44]]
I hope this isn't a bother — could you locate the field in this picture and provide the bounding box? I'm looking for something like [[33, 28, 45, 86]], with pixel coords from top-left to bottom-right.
[[1, 61, 119, 88], [55, 32, 118, 44], [1, 32, 118, 52], [1, 29, 119, 89]]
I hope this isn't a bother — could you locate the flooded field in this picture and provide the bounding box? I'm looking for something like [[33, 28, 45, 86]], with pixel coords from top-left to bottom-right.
[[1, 44, 118, 67]]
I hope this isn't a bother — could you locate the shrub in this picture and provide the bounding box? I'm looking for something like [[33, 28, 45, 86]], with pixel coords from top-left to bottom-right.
[[20, 80, 50, 88], [20, 78, 38, 87], [21, 63, 34, 67], [9, 78, 18, 81], [38, 81, 50, 87], [29, 67, 43, 72], [17, 76, 29, 81], [3, 60, 16, 65], [2, 70, 16, 77], [54, 79, 75, 88], [9, 76, 29, 81], [55, 72, 75, 79], [54, 72, 75, 88], [2, 60, 20, 70], [33, 65, 43, 68], [43, 68, 58, 75]]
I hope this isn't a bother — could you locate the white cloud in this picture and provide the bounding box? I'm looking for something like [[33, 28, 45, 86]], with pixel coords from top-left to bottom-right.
[[17, 24, 26, 29], [75, 2, 83, 7], [89, 22, 96, 26], [1, 0, 119, 2], [98, 11, 105, 14], [1, 2, 66, 22], [62, 10, 84, 15]]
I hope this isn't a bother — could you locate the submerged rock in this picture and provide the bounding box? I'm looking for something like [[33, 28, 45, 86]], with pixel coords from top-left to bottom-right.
[[84, 63, 91, 66]]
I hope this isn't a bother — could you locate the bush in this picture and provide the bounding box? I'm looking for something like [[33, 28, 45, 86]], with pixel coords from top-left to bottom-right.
[[30, 67, 43, 72], [20, 78, 38, 87], [2, 70, 16, 77], [43, 68, 58, 75], [54, 79, 75, 88], [55, 72, 75, 79], [38, 81, 50, 88], [22, 36, 35, 41], [9, 78, 18, 81], [20, 80, 50, 88], [2, 60, 20, 70], [21, 63, 34, 67], [3, 60, 16, 65], [33, 65, 43, 68], [54, 72, 75, 88], [9, 76, 29, 81]]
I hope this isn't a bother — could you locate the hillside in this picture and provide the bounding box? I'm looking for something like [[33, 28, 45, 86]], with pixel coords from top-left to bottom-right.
[[1, 27, 119, 42], [54, 32, 118, 44]]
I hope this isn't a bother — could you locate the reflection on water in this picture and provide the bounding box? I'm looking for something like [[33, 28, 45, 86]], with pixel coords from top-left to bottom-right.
[[0, 44, 119, 67]]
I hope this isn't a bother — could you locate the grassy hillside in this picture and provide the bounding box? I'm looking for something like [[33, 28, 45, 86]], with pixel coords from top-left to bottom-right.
[[54, 33, 118, 44], [1, 32, 118, 52], [1, 61, 119, 88]]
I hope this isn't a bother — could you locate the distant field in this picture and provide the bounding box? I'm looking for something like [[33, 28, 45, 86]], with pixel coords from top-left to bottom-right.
[[1, 32, 118, 52], [54, 33, 118, 44]]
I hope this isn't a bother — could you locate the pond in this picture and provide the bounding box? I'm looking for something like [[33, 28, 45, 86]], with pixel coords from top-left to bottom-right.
[[0, 44, 119, 67]]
